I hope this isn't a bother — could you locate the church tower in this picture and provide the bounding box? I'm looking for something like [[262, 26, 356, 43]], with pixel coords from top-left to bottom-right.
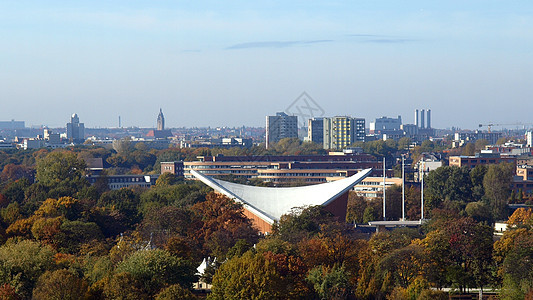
[[157, 108, 165, 130]]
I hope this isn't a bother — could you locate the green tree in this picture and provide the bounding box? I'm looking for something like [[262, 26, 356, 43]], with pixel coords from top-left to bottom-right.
[[483, 162, 514, 220], [116, 249, 197, 295], [307, 264, 349, 299], [424, 166, 473, 213], [35, 151, 87, 189], [272, 205, 337, 243], [398, 137, 411, 150], [0, 240, 56, 298]]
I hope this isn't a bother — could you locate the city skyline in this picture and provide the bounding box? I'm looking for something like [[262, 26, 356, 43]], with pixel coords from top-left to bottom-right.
[[1, 1, 532, 128]]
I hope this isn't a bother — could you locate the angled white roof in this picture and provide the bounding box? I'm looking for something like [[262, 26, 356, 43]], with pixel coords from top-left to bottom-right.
[[191, 168, 372, 225]]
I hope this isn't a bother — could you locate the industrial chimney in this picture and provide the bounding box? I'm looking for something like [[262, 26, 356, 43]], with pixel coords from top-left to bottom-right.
[[420, 109, 425, 129], [415, 109, 419, 127], [427, 109, 431, 129]]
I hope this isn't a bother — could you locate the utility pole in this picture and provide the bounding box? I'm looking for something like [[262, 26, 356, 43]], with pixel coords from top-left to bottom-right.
[[421, 163, 425, 220], [383, 157, 386, 221], [402, 155, 405, 221]]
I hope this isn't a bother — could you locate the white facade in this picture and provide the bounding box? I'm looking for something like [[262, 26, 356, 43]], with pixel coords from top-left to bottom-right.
[[191, 168, 372, 224]]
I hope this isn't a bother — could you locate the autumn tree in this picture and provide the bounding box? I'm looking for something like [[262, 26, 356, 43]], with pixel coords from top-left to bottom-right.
[[32, 269, 88, 300], [191, 192, 259, 259], [208, 251, 286, 300]]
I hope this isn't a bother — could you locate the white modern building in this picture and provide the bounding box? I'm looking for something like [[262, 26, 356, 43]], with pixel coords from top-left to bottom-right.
[[191, 168, 372, 233]]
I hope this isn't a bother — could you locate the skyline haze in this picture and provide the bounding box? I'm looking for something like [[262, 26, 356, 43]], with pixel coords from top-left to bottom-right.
[[1, 1, 532, 129]]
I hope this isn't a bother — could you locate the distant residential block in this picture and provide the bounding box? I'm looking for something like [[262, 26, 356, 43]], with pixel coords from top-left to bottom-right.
[[266, 112, 298, 148]]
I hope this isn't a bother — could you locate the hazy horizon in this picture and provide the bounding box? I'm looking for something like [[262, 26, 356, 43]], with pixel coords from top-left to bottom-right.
[[2, 1, 532, 129]]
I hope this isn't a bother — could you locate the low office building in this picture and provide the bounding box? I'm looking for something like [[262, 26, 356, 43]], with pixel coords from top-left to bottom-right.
[[448, 153, 516, 168], [183, 152, 381, 182], [160, 161, 185, 177], [87, 174, 158, 190]]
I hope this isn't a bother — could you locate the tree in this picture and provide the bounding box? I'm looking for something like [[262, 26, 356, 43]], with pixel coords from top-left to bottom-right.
[[424, 166, 473, 213], [398, 137, 411, 150], [465, 201, 493, 224], [1, 164, 34, 183], [155, 173, 179, 187], [307, 264, 350, 299], [35, 151, 87, 188], [191, 192, 259, 259], [346, 192, 367, 223], [421, 217, 494, 292], [208, 251, 286, 300], [483, 162, 514, 220], [32, 269, 88, 300], [462, 143, 475, 156], [155, 284, 197, 300], [378, 245, 427, 288], [116, 249, 198, 295], [272, 205, 337, 243], [474, 139, 489, 151], [0, 240, 56, 298]]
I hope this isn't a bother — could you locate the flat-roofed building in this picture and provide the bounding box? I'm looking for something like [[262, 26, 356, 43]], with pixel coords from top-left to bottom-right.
[[183, 152, 381, 182], [266, 112, 298, 148], [449, 154, 516, 168], [87, 174, 158, 190], [160, 161, 184, 177], [323, 116, 365, 150]]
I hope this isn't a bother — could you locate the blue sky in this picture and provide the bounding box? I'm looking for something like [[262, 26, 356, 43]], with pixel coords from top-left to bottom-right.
[[1, 1, 532, 129]]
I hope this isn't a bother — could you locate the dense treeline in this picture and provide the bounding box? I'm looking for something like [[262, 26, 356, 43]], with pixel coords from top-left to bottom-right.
[[0, 142, 530, 299]]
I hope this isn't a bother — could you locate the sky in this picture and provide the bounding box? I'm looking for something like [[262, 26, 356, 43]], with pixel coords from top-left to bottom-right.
[[1, 1, 532, 129]]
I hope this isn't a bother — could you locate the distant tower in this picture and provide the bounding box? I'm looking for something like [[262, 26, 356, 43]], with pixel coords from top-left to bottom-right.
[[66, 113, 85, 142], [420, 109, 425, 129], [157, 108, 165, 130], [414, 109, 419, 127], [427, 109, 431, 129]]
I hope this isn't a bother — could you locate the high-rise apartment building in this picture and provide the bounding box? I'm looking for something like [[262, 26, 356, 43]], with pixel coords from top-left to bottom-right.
[[265, 112, 298, 148], [323, 116, 365, 150], [308, 118, 324, 145], [66, 113, 85, 142]]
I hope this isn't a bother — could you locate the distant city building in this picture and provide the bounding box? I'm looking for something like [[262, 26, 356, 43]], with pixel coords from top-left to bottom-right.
[[453, 131, 502, 147], [0, 120, 25, 129], [265, 112, 298, 149], [87, 174, 158, 190], [323, 116, 365, 150], [414, 153, 443, 182], [527, 131, 532, 147], [157, 108, 165, 130], [307, 118, 324, 145], [43, 128, 61, 144], [148, 109, 172, 139], [66, 113, 85, 142], [370, 116, 402, 133], [160, 161, 185, 177], [448, 153, 516, 168], [184, 151, 382, 182], [181, 137, 252, 149]]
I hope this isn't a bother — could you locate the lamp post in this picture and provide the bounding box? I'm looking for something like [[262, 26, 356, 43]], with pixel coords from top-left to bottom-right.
[[402, 155, 405, 221]]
